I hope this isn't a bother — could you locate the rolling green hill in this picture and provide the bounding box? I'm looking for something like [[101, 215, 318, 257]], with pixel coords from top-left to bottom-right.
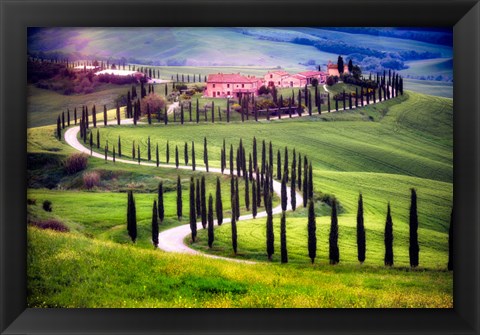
[[27, 86, 453, 307]]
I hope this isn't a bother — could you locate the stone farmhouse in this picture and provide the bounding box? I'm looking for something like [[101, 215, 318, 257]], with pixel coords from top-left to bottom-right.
[[327, 61, 349, 77], [205, 73, 263, 98], [204, 69, 329, 98]]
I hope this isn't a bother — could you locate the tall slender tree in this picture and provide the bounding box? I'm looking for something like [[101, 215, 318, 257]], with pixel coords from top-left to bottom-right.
[[208, 194, 214, 248], [280, 211, 288, 263], [409, 188, 420, 267], [231, 194, 238, 254], [284, 146, 289, 183], [266, 193, 274, 261], [156, 143, 159, 167], [176, 176, 182, 220], [189, 177, 197, 242], [252, 179, 257, 218], [216, 177, 223, 226], [175, 145, 179, 169], [357, 193, 366, 264], [184, 142, 189, 166], [127, 190, 137, 242], [245, 177, 250, 211], [308, 163, 314, 199], [277, 150, 282, 180], [203, 137, 209, 172], [152, 200, 159, 248], [308, 199, 317, 264], [166, 140, 170, 163], [329, 199, 340, 265], [290, 159, 296, 211], [201, 176, 207, 229], [118, 136, 122, 157], [147, 137, 151, 161], [281, 175, 287, 211], [196, 179, 201, 218], [235, 177, 240, 220], [384, 203, 394, 266]]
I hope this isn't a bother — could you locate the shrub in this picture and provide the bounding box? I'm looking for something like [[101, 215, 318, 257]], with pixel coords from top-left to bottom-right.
[[140, 93, 166, 115], [29, 219, 69, 232], [42, 200, 52, 212], [83, 171, 101, 189], [65, 153, 88, 174], [326, 76, 337, 86], [27, 198, 37, 205]]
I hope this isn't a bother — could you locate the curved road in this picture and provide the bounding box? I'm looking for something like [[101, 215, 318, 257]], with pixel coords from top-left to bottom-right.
[[64, 119, 303, 264], [64, 87, 393, 263]]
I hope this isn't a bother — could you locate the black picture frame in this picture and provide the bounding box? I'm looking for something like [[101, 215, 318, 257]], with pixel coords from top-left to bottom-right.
[[1, 0, 479, 334]]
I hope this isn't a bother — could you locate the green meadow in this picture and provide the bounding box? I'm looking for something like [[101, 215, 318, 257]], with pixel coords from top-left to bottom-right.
[[27, 82, 453, 307]]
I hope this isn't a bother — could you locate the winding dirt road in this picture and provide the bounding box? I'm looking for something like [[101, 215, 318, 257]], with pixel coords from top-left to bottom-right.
[[64, 119, 303, 263]]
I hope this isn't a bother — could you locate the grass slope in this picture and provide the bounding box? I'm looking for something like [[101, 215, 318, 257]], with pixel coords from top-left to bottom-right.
[[28, 227, 453, 308]]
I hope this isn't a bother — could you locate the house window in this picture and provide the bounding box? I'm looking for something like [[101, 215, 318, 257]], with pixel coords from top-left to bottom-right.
[[242, 84, 245, 88], [227, 91, 230, 96], [278, 81, 280, 85], [213, 84, 215, 88], [217, 91, 220, 96], [270, 74, 272, 78], [227, 84, 230, 88], [213, 92, 216, 97]]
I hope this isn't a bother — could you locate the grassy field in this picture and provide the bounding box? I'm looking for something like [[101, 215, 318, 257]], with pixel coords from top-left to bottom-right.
[[27, 83, 453, 307], [28, 227, 453, 308]]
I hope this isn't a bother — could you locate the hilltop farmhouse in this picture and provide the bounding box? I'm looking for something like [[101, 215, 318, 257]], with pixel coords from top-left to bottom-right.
[[205, 69, 329, 97], [327, 61, 349, 77]]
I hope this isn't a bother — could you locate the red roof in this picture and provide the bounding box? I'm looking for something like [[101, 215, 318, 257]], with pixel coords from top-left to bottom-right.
[[207, 73, 258, 83]]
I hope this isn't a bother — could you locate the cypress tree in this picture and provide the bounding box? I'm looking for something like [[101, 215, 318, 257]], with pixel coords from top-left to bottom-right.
[[176, 176, 182, 220], [196, 179, 201, 218], [409, 188, 419, 267], [89, 131, 93, 155], [208, 194, 214, 248], [67, 109, 70, 126], [203, 137, 209, 172], [191, 141, 196, 171], [308, 199, 316, 263], [222, 139, 226, 172], [235, 177, 240, 220], [184, 142, 188, 166], [189, 101, 192, 122], [56, 115, 62, 140], [448, 208, 453, 271], [164, 106, 168, 125], [357, 193, 366, 264], [74, 107, 77, 125], [201, 176, 207, 229], [158, 182, 164, 222], [166, 140, 170, 163], [252, 179, 257, 218], [96, 129, 100, 149], [284, 146, 289, 183], [277, 150, 282, 180], [280, 211, 288, 263], [302, 160, 308, 207], [256, 169, 261, 207], [152, 200, 159, 248], [118, 136, 121, 157], [261, 140, 266, 176], [137, 144, 141, 164], [180, 104, 184, 125], [147, 137, 151, 161], [245, 177, 250, 211], [290, 159, 296, 211], [266, 193, 274, 261], [175, 145, 179, 168], [116, 104, 121, 125], [216, 177, 223, 226], [269, 141, 273, 170], [329, 199, 340, 265], [189, 177, 197, 242], [281, 175, 287, 211], [132, 140, 135, 160], [229, 144, 234, 176], [92, 105, 97, 128], [327, 93, 331, 112], [61, 111, 65, 129], [253, 137, 258, 170], [384, 203, 394, 266], [231, 194, 238, 254], [127, 190, 137, 242], [156, 143, 159, 167], [248, 153, 253, 181]]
